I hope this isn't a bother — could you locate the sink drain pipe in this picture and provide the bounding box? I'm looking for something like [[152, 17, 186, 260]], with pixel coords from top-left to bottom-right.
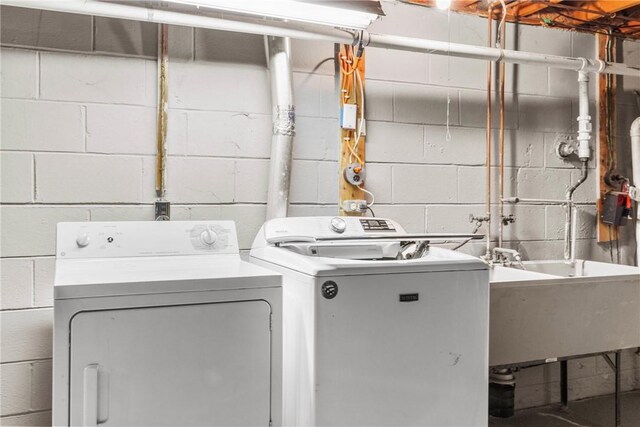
[[631, 117, 640, 265], [564, 71, 591, 263], [265, 37, 295, 221]]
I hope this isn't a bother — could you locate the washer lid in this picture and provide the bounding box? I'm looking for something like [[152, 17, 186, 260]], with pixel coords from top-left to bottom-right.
[[251, 245, 487, 277], [54, 256, 281, 300]]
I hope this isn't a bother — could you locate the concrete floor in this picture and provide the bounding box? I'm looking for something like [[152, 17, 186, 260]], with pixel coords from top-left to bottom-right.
[[489, 391, 640, 427]]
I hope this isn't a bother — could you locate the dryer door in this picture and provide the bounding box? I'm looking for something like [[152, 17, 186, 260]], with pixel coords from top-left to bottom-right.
[[69, 300, 272, 426]]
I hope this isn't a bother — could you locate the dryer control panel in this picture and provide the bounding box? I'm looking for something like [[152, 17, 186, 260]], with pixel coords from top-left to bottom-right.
[[57, 221, 239, 259]]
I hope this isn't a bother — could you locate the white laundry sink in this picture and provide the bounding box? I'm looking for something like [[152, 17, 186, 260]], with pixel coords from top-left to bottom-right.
[[489, 260, 640, 367]]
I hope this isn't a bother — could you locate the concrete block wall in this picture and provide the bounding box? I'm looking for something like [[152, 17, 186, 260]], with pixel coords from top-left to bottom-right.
[[1, 1, 639, 424]]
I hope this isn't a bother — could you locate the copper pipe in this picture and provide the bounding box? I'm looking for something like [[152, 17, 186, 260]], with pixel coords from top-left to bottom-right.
[[485, 5, 494, 259], [498, 10, 506, 248], [156, 23, 169, 199]]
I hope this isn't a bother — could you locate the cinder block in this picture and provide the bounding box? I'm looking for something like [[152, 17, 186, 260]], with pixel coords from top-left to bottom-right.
[[235, 159, 269, 203], [86, 105, 155, 155], [40, 52, 151, 105], [517, 240, 564, 261], [516, 168, 571, 200], [0, 410, 52, 426], [293, 117, 339, 161], [458, 89, 518, 130], [572, 32, 596, 59], [290, 160, 319, 204], [94, 17, 157, 58], [168, 25, 194, 62], [426, 204, 485, 234], [514, 381, 560, 410], [188, 205, 266, 250], [364, 80, 393, 122], [424, 126, 485, 166], [368, 1, 432, 38], [170, 60, 270, 113], [501, 204, 546, 241], [517, 95, 573, 133], [165, 157, 235, 204], [290, 39, 335, 76], [518, 24, 571, 56], [0, 48, 37, 99], [363, 163, 392, 204], [393, 83, 459, 126], [546, 204, 597, 240], [195, 29, 265, 66], [505, 64, 549, 96], [1, 258, 33, 310], [369, 205, 426, 233], [457, 167, 486, 204], [0, 6, 92, 51], [429, 56, 485, 90], [0, 206, 89, 257], [187, 111, 271, 158], [35, 154, 144, 203], [293, 72, 337, 119], [1, 152, 33, 203], [30, 359, 52, 411], [366, 121, 423, 163], [1, 100, 84, 152], [569, 169, 597, 203], [367, 48, 428, 84], [392, 165, 457, 203], [34, 257, 55, 308], [497, 130, 545, 168], [317, 161, 339, 205], [287, 205, 339, 217], [0, 308, 53, 363], [0, 362, 31, 416]]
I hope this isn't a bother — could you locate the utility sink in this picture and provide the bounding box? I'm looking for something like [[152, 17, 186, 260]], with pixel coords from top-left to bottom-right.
[[490, 260, 640, 367]]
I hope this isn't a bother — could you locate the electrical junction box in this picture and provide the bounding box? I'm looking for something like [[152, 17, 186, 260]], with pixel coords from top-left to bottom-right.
[[601, 193, 630, 226], [340, 104, 357, 130]]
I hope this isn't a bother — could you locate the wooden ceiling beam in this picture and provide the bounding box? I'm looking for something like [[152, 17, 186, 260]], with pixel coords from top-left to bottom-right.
[[548, 0, 640, 25], [511, 0, 563, 18]]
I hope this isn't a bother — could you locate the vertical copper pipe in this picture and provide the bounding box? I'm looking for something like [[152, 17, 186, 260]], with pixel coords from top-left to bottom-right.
[[156, 24, 169, 199], [498, 12, 506, 248], [485, 6, 494, 259]]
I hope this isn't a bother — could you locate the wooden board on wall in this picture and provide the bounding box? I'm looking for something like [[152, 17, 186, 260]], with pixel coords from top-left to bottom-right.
[[338, 45, 366, 216], [596, 33, 618, 242]]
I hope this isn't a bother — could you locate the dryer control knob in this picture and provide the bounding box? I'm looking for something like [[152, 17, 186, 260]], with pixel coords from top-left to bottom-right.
[[200, 229, 218, 246], [76, 233, 90, 248], [329, 217, 346, 234]]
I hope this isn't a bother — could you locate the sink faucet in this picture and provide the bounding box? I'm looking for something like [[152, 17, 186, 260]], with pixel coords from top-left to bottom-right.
[[492, 247, 524, 268]]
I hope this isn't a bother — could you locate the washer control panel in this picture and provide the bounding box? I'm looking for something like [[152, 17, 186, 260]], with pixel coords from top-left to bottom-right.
[[360, 219, 396, 232], [57, 221, 238, 259]]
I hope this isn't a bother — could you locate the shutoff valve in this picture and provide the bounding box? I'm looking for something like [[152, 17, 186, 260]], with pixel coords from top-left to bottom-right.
[[344, 163, 366, 187]]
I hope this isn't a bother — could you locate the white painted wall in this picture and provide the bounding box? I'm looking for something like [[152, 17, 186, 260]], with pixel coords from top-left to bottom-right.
[[1, 1, 639, 424]]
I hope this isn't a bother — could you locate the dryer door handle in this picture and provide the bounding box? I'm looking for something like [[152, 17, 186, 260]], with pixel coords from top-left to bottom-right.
[[83, 364, 109, 426]]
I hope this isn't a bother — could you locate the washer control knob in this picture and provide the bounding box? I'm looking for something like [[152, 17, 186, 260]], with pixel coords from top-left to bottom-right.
[[76, 233, 90, 248], [200, 229, 218, 246], [329, 217, 346, 234]]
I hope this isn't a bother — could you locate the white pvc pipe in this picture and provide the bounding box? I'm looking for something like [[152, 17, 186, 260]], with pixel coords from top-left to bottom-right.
[[265, 37, 295, 221], [5, 0, 640, 77], [631, 117, 640, 266]]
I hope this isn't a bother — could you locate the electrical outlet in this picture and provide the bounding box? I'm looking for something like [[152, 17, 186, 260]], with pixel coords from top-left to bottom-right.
[[342, 199, 368, 213]]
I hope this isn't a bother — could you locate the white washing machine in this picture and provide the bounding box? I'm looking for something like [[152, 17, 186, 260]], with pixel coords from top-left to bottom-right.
[[250, 216, 489, 427], [53, 221, 282, 427]]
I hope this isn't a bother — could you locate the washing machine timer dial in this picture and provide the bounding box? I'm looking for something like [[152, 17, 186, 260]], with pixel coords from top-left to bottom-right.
[[76, 233, 90, 248], [329, 217, 346, 234], [200, 229, 218, 246]]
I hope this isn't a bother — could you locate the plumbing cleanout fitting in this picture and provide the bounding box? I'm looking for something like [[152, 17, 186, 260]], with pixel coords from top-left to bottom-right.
[[265, 36, 295, 221]]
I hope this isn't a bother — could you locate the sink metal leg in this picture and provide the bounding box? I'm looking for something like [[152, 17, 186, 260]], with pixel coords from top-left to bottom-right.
[[615, 351, 621, 427], [560, 360, 568, 407]]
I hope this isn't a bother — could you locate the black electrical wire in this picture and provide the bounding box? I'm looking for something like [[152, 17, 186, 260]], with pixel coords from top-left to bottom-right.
[[367, 206, 376, 217]]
